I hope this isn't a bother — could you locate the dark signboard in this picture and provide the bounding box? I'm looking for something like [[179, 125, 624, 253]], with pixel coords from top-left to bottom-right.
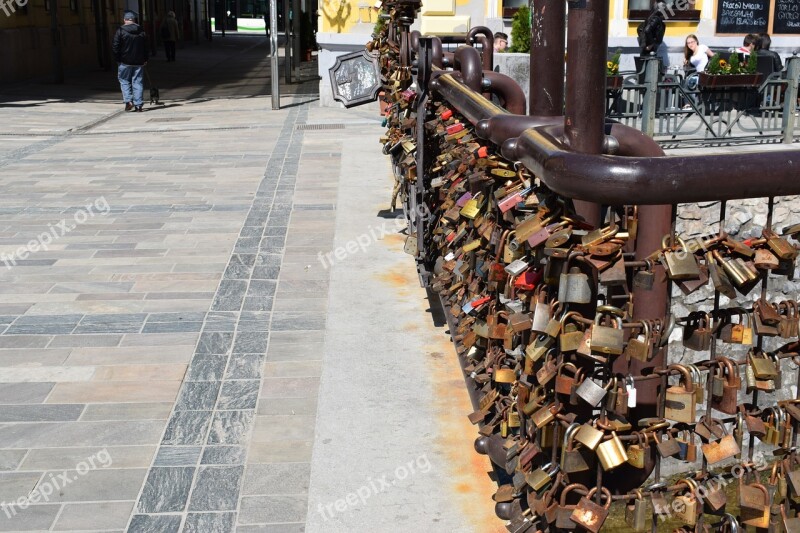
[[715, 0, 769, 33], [773, 0, 800, 34]]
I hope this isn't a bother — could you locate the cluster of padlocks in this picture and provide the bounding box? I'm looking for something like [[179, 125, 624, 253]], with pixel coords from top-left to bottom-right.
[[370, 2, 800, 532]]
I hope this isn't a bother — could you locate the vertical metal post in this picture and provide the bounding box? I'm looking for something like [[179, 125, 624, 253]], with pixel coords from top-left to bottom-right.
[[284, 0, 292, 83], [782, 56, 799, 144], [641, 56, 659, 137], [50, 0, 64, 83], [529, 0, 565, 117], [270, 0, 280, 109]]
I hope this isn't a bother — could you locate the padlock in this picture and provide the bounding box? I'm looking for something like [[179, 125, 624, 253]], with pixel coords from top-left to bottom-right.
[[750, 349, 779, 379], [589, 305, 625, 356], [754, 248, 780, 270], [575, 377, 611, 407], [764, 228, 799, 260], [769, 460, 788, 508], [559, 312, 586, 352], [683, 311, 714, 351], [624, 320, 652, 362], [604, 376, 619, 412], [529, 287, 551, 333], [661, 236, 701, 280], [713, 249, 758, 287], [574, 422, 604, 451], [655, 430, 681, 459], [554, 483, 586, 530], [508, 312, 533, 333], [625, 489, 648, 531], [711, 357, 741, 415], [535, 351, 558, 387], [555, 362, 579, 397], [561, 423, 592, 474], [674, 478, 699, 526], [701, 420, 741, 465], [687, 364, 705, 404], [596, 431, 628, 471], [557, 253, 593, 304], [581, 224, 618, 247], [599, 253, 627, 287], [525, 462, 559, 492], [702, 472, 728, 513], [739, 473, 770, 528], [570, 487, 612, 533], [738, 404, 766, 439], [531, 403, 557, 428], [665, 364, 696, 424], [718, 308, 753, 345], [626, 432, 646, 468], [632, 259, 655, 290], [706, 251, 737, 298], [781, 504, 800, 531]]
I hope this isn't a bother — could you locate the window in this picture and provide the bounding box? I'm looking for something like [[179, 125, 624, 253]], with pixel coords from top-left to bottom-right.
[[628, 0, 700, 21], [503, 0, 526, 19]]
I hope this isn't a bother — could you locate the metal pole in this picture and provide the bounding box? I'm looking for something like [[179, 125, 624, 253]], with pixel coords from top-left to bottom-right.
[[270, 0, 280, 109], [284, 0, 292, 83], [529, 0, 565, 116], [782, 55, 798, 144], [641, 55, 659, 137], [50, 0, 64, 83]]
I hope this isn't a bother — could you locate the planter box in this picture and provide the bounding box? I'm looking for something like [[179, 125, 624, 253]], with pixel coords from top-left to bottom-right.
[[606, 75, 623, 90], [698, 72, 763, 88]]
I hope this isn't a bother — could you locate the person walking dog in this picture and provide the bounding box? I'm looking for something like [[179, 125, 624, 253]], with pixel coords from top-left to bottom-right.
[[112, 11, 148, 112]]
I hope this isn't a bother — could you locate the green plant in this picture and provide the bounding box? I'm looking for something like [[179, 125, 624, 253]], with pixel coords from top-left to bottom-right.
[[706, 53, 723, 74], [607, 49, 621, 76], [373, 15, 385, 38], [744, 51, 757, 74], [728, 51, 740, 74], [508, 6, 530, 53]]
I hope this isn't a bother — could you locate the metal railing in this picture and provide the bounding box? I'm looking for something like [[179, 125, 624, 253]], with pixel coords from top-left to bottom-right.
[[608, 56, 800, 146]]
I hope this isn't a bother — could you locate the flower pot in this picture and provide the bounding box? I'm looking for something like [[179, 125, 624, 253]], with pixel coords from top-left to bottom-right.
[[698, 72, 763, 89], [606, 75, 623, 90]]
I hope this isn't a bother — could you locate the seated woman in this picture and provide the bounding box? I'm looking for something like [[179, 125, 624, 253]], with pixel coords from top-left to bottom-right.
[[682, 34, 714, 107]]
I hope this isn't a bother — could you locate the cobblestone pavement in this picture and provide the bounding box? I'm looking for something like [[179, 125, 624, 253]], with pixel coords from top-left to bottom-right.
[[0, 34, 498, 533]]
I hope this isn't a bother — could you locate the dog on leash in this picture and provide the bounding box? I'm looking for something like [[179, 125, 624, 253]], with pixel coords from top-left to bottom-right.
[[150, 87, 160, 106]]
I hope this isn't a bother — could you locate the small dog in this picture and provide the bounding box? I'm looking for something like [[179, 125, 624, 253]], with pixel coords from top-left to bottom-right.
[[150, 87, 160, 106]]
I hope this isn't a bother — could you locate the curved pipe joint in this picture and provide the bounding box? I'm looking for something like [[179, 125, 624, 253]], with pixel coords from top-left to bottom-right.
[[442, 51, 453, 68], [481, 71, 526, 115], [507, 124, 800, 205], [467, 27, 494, 72], [430, 36, 443, 68], [453, 46, 482, 92], [466, 26, 494, 48], [409, 30, 420, 53]]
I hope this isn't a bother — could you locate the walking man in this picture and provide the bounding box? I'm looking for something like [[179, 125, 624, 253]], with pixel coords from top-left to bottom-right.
[[112, 11, 148, 112], [161, 11, 180, 62]]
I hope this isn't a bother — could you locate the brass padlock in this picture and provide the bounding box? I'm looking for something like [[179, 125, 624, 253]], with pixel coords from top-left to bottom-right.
[[687, 364, 705, 404], [706, 250, 737, 298], [682, 311, 714, 351], [661, 236, 701, 280], [625, 489, 648, 531], [626, 432, 646, 469], [739, 474, 770, 528], [665, 364, 697, 424], [559, 312, 586, 352], [596, 431, 628, 471], [764, 228, 799, 260], [589, 305, 625, 356], [624, 320, 652, 362], [701, 420, 741, 465], [570, 486, 612, 533], [674, 478, 699, 526], [555, 362, 579, 397], [632, 259, 655, 290], [525, 462, 559, 492], [750, 349, 779, 379], [574, 422, 604, 451]]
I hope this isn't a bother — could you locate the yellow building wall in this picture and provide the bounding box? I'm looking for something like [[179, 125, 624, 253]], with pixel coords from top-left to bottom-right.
[[319, 0, 373, 33]]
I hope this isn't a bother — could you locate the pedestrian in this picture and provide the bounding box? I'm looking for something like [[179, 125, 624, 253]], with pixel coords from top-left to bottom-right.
[[756, 32, 783, 72], [263, 13, 270, 37], [736, 33, 758, 57], [161, 11, 180, 62], [112, 11, 148, 112], [637, 1, 669, 75], [493, 32, 508, 53]]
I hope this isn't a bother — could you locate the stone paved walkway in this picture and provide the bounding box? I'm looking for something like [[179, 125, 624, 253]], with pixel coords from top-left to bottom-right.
[[0, 33, 498, 533]]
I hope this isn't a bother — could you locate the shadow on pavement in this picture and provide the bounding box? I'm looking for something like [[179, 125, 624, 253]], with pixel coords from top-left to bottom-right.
[[0, 33, 320, 105]]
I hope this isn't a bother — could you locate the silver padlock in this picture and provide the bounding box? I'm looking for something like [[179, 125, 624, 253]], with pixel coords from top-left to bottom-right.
[[557, 253, 592, 304], [576, 378, 611, 407]]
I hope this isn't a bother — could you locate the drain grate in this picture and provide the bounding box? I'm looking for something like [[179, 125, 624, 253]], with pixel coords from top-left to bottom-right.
[[147, 117, 193, 123], [295, 123, 346, 131]]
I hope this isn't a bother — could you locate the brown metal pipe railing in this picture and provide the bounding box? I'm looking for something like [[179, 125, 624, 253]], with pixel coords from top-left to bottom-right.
[[466, 27, 494, 72], [482, 71, 526, 116], [506, 124, 800, 204], [529, 0, 565, 117], [452, 45, 483, 92]]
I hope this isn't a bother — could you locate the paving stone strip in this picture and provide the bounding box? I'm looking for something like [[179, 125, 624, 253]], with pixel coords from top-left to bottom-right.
[[126, 101, 309, 532]]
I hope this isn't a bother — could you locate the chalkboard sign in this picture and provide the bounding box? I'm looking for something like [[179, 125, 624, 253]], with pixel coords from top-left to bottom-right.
[[773, 0, 800, 34], [715, 0, 769, 34]]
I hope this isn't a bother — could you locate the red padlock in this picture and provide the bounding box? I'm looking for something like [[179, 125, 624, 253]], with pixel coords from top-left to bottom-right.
[[446, 123, 464, 135], [440, 108, 453, 120], [477, 146, 489, 158]]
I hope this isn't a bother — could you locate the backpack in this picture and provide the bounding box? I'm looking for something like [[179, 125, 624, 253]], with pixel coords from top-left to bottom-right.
[[636, 21, 645, 48], [161, 23, 170, 40]]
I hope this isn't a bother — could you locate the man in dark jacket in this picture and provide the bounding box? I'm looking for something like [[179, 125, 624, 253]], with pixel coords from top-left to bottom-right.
[[112, 11, 148, 112], [638, 1, 669, 74], [756, 33, 783, 74]]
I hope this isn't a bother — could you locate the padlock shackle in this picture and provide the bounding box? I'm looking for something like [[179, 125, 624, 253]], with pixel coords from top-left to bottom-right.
[[585, 486, 613, 509], [667, 364, 695, 393], [559, 482, 588, 506]]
